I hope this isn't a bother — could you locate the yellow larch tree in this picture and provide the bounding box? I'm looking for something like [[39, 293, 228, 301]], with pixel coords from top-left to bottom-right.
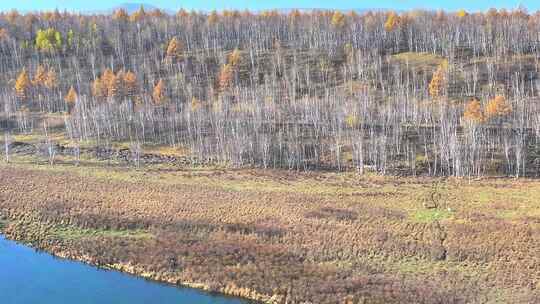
[[384, 12, 401, 32], [64, 86, 78, 112], [289, 9, 301, 22], [429, 63, 447, 99], [33, 65, 48, 86], [7, 10, 20, 24], [122, 71, 139, 98], [130, 5, 146, 22], [457, 9, 468, 18], [166, 37, 183, 60], [152, 79, 167, 105], [331, 11, 346, 28], [485, 95, 511, 119], [177, 9, 189, 19], [108, 71, 125, 99], [463, 99, 485, 124], [113, 8, 128, 21], [218, 64, 234, 92], [100, 69, 116, 98], [15, 68, 31, 100], [207, 11, 218, 25]]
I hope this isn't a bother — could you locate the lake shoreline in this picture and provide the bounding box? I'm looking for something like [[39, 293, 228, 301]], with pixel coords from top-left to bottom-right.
[[0, 229, 271, 304]]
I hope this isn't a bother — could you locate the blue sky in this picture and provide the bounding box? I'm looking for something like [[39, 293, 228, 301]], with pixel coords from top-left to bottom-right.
[[1, 1, 538, 12]]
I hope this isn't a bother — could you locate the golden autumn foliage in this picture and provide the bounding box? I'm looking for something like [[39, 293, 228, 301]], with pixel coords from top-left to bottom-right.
[[33, 65, 48, 86], [463, 99, 485, 124], [101, 69, 115, 88], [222, 10, 240, 19], [152, 79, 167, 105], [91, 69, 140, 101], [428, 63, 447, 98], [457, 9, 468, 18], [289, 9, 301, 21], [485, 95, 512, 119], [6, 10, 20, 23], [90, 70, 111, 99], [122, 71, 139, 98], [166, 37, 183, 60], [207, 11, 218, 24], [384, 12, 401, 32], [113, 8, 129, 21], [14, 68, 30, 100], [107, 72, 123, 98], [130, 5, 146, 22], [330, 11, 346, 28], [177, 9, 189, 19], [103, 69, 116, 97], [260, 10, 279, 18], [64, 86, 78, 112], [0, 28, 9, 41], [43, 9, 61, 22]]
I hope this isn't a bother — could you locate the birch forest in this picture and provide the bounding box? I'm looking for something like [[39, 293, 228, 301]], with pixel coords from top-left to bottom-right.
[[2, 7, 540, 177]]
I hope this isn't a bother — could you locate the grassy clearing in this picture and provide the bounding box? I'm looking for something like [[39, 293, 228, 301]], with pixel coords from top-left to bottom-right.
[[1, 158, 540, 303], [391, 52, 446, 68], [411, 209, 453, 223]]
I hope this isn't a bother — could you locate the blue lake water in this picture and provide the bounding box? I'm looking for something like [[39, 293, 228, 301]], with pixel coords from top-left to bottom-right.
[[0, 235, 252, 304]]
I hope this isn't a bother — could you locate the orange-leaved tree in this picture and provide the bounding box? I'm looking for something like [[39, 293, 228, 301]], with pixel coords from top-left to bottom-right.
[[463, 98, 485, 124], [33, 65, 48, 86], [130, 5, 146, 22], [64, 86, 78, 112], [331, 11, 346, 28], [152, 79, 167, 105], [457, 9, 468, 18], [15, 68, 31, 100], [384, 12, 401, 32], [429, 63, 448, 99], [108, 71, 125, 99], [113, 8, 129, 21], [207, 11, 218, 25], [166, 37, 183, 60], [122, 71, 139, 99], [485, 95, 511, 119]]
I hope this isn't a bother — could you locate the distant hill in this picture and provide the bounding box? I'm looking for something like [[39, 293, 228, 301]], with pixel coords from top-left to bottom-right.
[[272, 8, 394, 13], [114, 3, 160, 14], [86, 2, 174, 15], [90, 5, 393, 15]]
